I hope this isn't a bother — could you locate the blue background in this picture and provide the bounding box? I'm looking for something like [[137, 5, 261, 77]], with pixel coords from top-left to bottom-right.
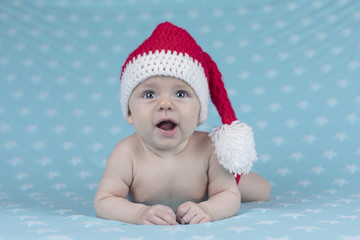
[[1, 0, 359, 239]]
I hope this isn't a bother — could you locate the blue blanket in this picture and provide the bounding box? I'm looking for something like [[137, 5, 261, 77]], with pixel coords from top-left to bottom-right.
[[1, 0, 359, 239]]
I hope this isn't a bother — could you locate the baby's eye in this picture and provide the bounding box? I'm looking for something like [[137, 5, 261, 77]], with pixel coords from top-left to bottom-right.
[[175, 90, 188, 98], [143, 91, 156, 99]]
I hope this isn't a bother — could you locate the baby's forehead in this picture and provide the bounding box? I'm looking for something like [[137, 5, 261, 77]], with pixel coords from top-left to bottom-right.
[[139, 75, 192, 88]]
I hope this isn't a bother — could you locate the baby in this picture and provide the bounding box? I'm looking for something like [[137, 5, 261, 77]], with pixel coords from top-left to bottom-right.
[[94, 22, 270, 225]]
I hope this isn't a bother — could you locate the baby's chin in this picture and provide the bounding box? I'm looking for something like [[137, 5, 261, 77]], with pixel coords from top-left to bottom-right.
[[138, 130, 193, 152]]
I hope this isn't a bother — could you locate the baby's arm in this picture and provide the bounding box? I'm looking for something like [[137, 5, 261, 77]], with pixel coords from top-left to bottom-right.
[[177, 153, 241, 223], [238, 171, 271, 202], [94, 140, 177, 225]]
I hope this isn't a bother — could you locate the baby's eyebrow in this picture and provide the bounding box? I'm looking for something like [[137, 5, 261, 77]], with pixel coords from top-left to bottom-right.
[[140, 81, 158, 88], [173, 84, 191, 90], [142, 81, 191, 89], [136, 82, 157, 90], [172, 81, 193, 88]]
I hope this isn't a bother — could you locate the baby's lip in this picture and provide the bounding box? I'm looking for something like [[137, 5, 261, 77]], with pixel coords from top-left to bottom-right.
[[156, 118, 178, 126], [155, 118, 178, 130]]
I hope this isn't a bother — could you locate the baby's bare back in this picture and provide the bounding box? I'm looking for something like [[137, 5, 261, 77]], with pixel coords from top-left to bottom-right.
[[128, 132, 212, 211]]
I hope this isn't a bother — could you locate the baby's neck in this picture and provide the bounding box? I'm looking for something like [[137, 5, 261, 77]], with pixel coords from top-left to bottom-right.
[[137, 135, 191, 160]]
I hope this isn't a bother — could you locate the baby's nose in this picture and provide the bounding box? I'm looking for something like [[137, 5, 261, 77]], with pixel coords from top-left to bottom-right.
[[158, 97, 174, 111]]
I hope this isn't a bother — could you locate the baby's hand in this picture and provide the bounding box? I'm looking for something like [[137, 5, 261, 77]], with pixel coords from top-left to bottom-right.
[[135, 205, 178, 225], [176, 201, 211, 224]]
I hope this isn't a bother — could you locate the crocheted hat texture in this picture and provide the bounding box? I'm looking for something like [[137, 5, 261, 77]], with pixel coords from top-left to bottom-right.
[[120, 22, 257, 177]]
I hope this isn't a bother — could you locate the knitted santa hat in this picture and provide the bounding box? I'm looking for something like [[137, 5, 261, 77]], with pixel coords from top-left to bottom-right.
[[120, 22, 257, 177]]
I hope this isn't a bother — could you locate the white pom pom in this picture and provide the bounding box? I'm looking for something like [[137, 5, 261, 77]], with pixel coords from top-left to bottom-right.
[[209, 120, 257, 175]]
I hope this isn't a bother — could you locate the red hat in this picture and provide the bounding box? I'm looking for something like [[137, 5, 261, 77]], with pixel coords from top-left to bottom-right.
[[120, 22, 257, 176]]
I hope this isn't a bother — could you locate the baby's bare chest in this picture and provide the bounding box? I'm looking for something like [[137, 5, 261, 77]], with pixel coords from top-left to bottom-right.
[[129, 156, 209, 209]]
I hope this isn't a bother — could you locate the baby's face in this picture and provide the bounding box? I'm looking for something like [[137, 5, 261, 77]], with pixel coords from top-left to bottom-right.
[[127, 76, 201, 151]]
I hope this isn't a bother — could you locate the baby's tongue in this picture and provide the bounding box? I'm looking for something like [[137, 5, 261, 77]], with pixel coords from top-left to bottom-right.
[[157, 121, 175, 131]]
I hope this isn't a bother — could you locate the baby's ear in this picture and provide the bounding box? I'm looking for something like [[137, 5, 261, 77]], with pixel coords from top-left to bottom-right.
[[127, 110, 133, 124]]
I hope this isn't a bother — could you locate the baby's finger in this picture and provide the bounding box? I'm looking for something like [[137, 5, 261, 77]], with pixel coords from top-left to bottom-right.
[[189, 214, 203, 224], [147, 215, 171, 225], [176, 202, 191, 219], [189, 214, 211, 224], [181, 208, 197, 224], [161, 206, 177, 216], [143, 219, 154, 225], [199, 216, 211, 223], [156, 205, 178, 225], [157, 210, 178, 225]]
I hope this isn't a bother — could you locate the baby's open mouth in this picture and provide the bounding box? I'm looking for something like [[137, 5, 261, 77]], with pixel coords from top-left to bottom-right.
[[156, 120, 177, 131]]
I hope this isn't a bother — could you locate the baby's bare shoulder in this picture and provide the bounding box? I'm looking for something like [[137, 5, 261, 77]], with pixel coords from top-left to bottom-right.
[[194, 131, 212, 142], [107, 134, 140, 164], [114, 134, 139, 153], [192, 131, 214, 152]]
